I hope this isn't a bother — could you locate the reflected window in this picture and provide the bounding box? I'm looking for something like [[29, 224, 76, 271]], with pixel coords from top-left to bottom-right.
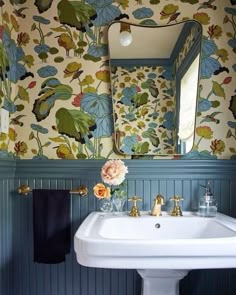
[[178, 54, 200, 153]]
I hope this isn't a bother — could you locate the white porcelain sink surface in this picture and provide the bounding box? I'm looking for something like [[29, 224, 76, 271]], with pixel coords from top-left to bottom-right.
[[74, 211, 236, 270]]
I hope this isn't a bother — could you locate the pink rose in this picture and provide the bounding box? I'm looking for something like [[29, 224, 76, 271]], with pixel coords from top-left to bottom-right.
[[101, 160, 128, 186]]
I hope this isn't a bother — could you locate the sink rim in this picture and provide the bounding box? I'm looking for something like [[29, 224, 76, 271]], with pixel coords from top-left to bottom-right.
[[74, 211, 236, 269]]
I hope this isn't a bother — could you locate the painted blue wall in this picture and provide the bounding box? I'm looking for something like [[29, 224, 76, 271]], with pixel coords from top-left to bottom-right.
[[1, 159, 236, 295]]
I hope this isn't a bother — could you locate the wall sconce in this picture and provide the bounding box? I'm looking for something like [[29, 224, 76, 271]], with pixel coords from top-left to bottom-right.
[[119, 23, 132, 46]]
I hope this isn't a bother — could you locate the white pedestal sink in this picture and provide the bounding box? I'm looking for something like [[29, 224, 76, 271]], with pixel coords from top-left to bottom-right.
[[74, 212, 236, 295]]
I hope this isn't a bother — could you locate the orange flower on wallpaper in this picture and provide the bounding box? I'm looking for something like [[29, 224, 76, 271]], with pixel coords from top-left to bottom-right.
[[210, 139, 225, 155]]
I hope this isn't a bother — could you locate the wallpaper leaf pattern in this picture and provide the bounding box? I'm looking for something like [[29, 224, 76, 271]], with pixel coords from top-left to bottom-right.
[[0, 0, 235, 159]]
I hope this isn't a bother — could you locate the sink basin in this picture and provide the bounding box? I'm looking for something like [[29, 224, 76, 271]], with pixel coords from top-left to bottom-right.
[[74, 212, 236, 295], [74, 211, 236, 269]]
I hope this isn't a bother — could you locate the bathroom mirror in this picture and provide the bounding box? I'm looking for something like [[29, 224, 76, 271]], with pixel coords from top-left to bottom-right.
[[108, 20, 202, 156]]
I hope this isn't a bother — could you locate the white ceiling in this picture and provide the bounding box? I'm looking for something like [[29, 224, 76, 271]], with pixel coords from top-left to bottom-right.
[[108, 22, 184, 59]]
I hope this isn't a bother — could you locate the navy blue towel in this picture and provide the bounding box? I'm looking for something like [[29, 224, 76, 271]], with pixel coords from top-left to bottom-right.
[[33, 189, 71, 264]]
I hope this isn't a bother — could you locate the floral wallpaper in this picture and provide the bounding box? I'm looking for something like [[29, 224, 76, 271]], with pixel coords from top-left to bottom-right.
[[0, 0, 235, 160], [111, 65, 176, 155]]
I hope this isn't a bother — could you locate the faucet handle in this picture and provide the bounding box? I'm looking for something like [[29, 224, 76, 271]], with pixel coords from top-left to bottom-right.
[[128, 196, 142, 217], [170, 195, 184, 216]]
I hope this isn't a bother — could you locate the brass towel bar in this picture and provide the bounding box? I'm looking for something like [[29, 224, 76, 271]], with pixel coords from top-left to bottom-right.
[[18, 184, 88, 197]]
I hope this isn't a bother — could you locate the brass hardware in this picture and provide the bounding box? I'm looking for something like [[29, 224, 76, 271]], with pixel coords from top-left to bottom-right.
[[128, 196, 142, 217], [17, 184, 88, 197], [170, 195, 184, 216], [151, 194, 165, 216], [18, 184, 31, 196]]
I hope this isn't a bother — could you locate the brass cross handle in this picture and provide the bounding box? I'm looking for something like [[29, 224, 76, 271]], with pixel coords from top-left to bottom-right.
[[170, 195, 184, 216], [128, 196, 142, 217]]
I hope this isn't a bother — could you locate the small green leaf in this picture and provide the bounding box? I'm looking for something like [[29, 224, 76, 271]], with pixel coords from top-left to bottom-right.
[[49, 136, 65, 143], [18, 86, 29, 102], [212, 81, 225, 99]]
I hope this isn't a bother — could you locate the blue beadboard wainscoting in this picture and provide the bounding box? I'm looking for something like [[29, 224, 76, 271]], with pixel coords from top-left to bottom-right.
[[1, 159, 236, 295]]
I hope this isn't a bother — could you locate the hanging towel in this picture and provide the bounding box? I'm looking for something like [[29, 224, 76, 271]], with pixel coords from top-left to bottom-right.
[[33, 189, 71, 264]]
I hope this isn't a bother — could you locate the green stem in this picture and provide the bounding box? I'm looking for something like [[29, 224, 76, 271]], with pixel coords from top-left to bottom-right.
[[96, 80, 102, 91], [37, 24, 45, 45], [196, 136, 203, 148], [206, 90, 213, 100], [36, 132, 43, 156]]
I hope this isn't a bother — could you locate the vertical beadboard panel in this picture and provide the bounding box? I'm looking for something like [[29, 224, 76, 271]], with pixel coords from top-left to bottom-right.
[[6, 159, 236, 295], [0, 160, 15, 295]]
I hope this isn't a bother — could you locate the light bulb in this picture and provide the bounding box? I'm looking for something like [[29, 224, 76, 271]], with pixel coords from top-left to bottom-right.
[[119, 31, 133, 46]]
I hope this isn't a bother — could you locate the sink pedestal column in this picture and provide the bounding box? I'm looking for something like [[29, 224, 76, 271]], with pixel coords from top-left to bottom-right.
[[137, 269, 189, 295]]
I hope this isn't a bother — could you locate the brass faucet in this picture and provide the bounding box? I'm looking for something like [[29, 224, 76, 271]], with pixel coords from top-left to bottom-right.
[[151, 194, 165, 216], [170, 195, 184, 216], [128, 196, 142, 217]]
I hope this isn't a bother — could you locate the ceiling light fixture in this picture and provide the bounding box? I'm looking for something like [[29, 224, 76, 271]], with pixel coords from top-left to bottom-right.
[[119, 23, 132, 47]]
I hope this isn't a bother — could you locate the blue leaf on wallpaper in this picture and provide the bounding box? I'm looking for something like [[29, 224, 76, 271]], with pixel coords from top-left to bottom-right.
[[224, 7, 236, 15], [87, 44, 108, 57], [4, 99, 17, 114], [148, 73, 157, 79], [2, 31, 11, 46], [34, 44, 50, 54], [233, 64, 236, 72], [92, 114, 113, 138], [148, 122, 158, 128], [81, 93, 112, 116], [122, 86, 137, 98], [87, 0, 113, 7], [162, 111, 175, 130], [41, 78, 61, 88], [33, 155, 49, 160], [32, 15, 51, 24], [31, 124, 49, 134], [121, 136, 138, 154], [8, 63, 26, 83], [181, 150, 217, 160], [162, 66, 173, 81], [228, 38, 236, 50], [125, 113, 136, 121], [93, 5, 121, 26], [120, 96, 133, 106], [132, 8, 154, 19], [227, 121, 236, 128], [201, 36, 217, 56], [197, 99, 212, 112], [200, 57, 220, 79], [0, 150, 15, 159], [37, 66, 58, 78], [140, 19, 158, 26]]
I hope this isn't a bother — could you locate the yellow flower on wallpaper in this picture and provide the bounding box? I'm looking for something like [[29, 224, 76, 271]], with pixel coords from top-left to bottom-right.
[[196, 126, 213, 139]]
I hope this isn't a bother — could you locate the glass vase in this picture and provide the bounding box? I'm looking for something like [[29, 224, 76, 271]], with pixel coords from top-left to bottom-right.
[[99, 198, 113, 213], [112, 191, 126, 213]]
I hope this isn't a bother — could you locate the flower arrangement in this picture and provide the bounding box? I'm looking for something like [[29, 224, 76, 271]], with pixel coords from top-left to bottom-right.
[[93, 160, 128, 212]]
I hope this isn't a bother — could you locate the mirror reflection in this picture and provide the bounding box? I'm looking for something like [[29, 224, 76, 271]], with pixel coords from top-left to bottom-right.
[[108, 20, 202, 156]]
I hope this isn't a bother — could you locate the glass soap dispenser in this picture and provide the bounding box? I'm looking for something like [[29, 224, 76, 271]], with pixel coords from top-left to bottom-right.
[[198, 182, 217, 217]]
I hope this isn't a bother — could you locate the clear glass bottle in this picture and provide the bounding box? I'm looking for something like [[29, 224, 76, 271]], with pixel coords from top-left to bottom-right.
[[198, 182, 217, 217]]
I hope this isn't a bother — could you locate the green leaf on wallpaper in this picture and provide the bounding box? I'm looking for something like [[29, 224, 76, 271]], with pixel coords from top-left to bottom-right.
[[22, 55, 34, 68], [17, 86, 29, 102], [57, 0, 96, 30], [134, 142, 149, 154], [10, 0, 27, 4], [142, 128, 160, 147], [180, 0, 199, 4], [49, 136, 66, 143], [83, 54, 101, 62], [33, 84, 73, 121], [56, 108, 96, 142], [51, 27, 68, 33], [133, 92, 148, 107], [212, 81, 225, 99], [211, 100, 220, 108], [16, 104, 25, 112], [35, 0, 53, 13]]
